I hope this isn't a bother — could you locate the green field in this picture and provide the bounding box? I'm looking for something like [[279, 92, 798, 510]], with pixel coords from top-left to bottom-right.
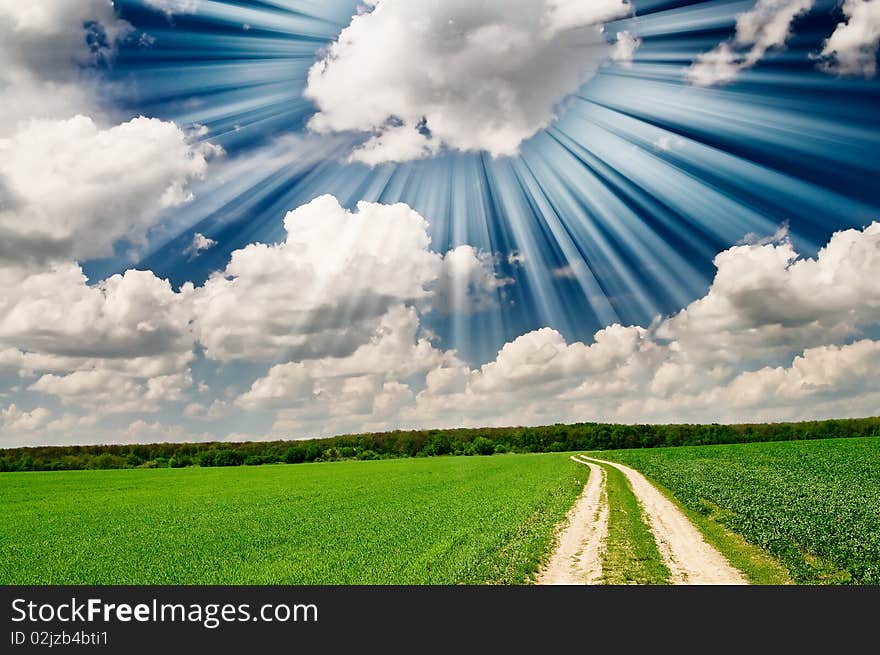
[[0, 453, 587, 585], [595, 437, 880, 584]]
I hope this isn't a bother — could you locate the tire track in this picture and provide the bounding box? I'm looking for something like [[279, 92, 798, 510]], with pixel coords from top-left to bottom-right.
[[537, 457, 609, 584], [574, 455, 747, 585]]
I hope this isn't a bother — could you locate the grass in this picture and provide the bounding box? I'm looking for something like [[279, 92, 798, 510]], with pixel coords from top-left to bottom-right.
[[646, 478, 791, 585], [0, 453, 588, 585], [595, 437, 880, 584], [598, 463, 669, 585]]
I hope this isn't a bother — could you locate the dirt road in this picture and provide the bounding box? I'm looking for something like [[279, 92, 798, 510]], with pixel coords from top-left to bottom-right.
[[537, 457, 608, 584], [538, 454, 747, 585]]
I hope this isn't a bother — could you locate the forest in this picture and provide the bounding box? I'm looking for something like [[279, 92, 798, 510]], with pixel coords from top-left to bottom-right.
[[2, 416, 879, 472]]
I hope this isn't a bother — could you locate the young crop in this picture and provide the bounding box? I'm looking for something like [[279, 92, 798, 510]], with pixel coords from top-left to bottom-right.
[[0, 453, 588, 585], [598, 437, 880, 584]]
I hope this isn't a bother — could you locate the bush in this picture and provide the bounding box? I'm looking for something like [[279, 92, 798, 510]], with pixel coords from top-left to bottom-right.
[[284, 447, 305, 464], [472, 437, 495, 456], [214, 449, 244, 467], [169, 455, 192, 468], [93, 453, 123, 469]]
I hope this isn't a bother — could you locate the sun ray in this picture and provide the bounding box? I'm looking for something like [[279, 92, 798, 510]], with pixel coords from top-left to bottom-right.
[[88, 0, 880, 367]]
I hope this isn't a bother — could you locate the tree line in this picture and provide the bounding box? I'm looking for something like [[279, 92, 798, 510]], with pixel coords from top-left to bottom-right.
[[2, 416, 879, 472]]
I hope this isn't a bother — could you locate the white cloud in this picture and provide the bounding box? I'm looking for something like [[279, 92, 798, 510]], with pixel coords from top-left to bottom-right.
[[612, 31, 641, 66], [238, 305, 451, 413], [305, 0, 632, 163], [407, 222, 880, 427], [192, 195, 508, 361], [184, 399, 231, 421], [0, 0, 217, 430], [738, 221, 790, 246], [346, 125, 440, 167], [0, 2, 128, 70], [657, 221, 880, 369], [183, 232, 217, 259], [144, 0, 201, 16], [0, 263, 193, 360], [2, 206, 877, 443], [0, 1, 219, 267], [820, 0, 880, 76], [430, 246, 513, 314], [27, 369, 192, 415], [0, 116, 218, 263], [653, 135, 685, 152], [552, 261, 589, 280], [0, 261, 196, 413], [30, 370, 144, 413], [1, 403, 51, 432], [45, 413, 97, 434], [242, 221, 880, 436], [0, 189, 507, 428], [687, 0, 813, 85], [0, 1, 130, 130], [4, 129, 879, 444]]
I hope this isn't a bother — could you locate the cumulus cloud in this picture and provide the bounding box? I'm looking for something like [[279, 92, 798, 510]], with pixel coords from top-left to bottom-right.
[[408, 222, 880, 428], [657, 222, 880, 368], [17, 213, 858, 438], [686, 0, 813, 85], [305, 0, 633, 163], [0, 1, 128, 72], [0, 116, 218, 263], [0, 1, 131, 129], [29, 370, 192, 414], [0, 0, 220, 431], [820, 0, 880, 76], [231, 221, 880, 436], [0, 263, 193, 361], [1, 404, 52, 432], [0, 189, 509, 432], [191, 195, 509, 361], [0, 260, 196, 414], [238, 305, 451, 412], [0, 1, 219, 266]]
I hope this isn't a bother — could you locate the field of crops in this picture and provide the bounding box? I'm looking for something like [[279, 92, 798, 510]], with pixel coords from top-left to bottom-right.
[[597, 437, 880, 584], [0, 453, 587, 585]]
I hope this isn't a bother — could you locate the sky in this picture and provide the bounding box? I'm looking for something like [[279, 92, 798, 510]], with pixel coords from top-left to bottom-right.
[[1, 0, 879, 447]]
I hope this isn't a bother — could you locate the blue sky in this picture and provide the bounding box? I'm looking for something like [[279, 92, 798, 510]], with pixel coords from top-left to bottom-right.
[[1, 0, 879, 446]]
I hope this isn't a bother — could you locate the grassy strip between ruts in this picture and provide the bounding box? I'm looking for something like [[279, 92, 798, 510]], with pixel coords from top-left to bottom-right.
[[599, 463, 669, 585]]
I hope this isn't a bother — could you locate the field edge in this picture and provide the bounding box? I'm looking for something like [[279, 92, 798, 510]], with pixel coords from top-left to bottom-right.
[[586, 451, 791, 585]]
